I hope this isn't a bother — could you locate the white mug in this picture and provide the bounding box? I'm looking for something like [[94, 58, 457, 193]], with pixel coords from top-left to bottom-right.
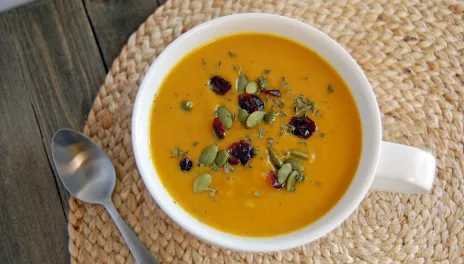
[[132, 14, 436, 252]]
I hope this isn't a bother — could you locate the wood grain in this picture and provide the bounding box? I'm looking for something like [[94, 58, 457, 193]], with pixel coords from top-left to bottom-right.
[[84, 0, 160, 67], [0, 14, 68, 264], [4, 0, 107, 212]]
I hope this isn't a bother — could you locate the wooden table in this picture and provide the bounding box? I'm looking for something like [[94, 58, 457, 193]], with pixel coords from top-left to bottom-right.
[[0, 1, 165, 263]]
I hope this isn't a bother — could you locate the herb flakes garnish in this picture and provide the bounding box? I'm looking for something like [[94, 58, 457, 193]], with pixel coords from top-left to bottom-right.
[[216, 61, 222, 68], [192, 141, 199, 147], [267, 137, 278, 145], [254, 191, 261, 197], [280, 124, 295, 136], [303, 75, 308, 80], [253, 148, 260, 155], [273, 97, 285, 109], [245, 134, 253, 142], [246, 163, 253, 168], [293, 94, 316, 116], [207, 188, 217, 197], [228, 51, 237, 57], [258, 128, 266, 138], [298, 141, 308, 147], [171, 147, 183, 159], [227, 176, 232, 180], [281, 76, 288, 88], [264, 69, 272, 74], [282, 149, 289, 156], [328, 85, 334, 93], [224, 162, 235, 174], [202, 59, 207, 69], [259, 75, 268, 89], [233, 64, 238, 71], [321, 133, 326, 138]]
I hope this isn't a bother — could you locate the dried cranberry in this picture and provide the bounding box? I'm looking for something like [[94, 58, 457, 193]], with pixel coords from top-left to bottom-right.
[[267, 171, 283, 189], [228, 156, 239, 165], [238, 94, 264, 114], [288, 116, 317, 139], [209, 76, 231, 95], [262, 89, 281, 97], [213, 117, 226, 139], [227, 140, 254, 165], [179, 157, 193, 171]]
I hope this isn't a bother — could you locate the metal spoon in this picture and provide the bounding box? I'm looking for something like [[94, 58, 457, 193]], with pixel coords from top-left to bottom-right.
[[52, 128, 158, 264]]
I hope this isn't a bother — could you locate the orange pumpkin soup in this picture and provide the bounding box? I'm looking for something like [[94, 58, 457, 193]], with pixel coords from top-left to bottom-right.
[[150, 33, 362, 237]]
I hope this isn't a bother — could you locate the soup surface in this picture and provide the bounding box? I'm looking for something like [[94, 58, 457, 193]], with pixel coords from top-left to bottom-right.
[[150, 33, 362, 237]]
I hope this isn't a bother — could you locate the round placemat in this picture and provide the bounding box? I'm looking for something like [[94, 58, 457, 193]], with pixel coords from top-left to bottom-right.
[[69, 0, 464, 263]]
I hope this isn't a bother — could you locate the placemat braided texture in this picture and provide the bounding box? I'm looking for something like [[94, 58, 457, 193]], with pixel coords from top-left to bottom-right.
[[69, 0, 464, 263]]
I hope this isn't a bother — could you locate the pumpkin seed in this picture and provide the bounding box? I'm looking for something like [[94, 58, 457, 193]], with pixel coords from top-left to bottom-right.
[[237, 75, 248, 94], [215, 150, 229, 167], [264, 112, 277, 124], [216, 106, 233, 129], [290, 150, 309, 160], [246, 111, 266, 128], [198, 145, 218, 166], [286, 171, 298, 192], [238, 109, 249, 125], [284, 158, 305, 172], [268, 147, 283, 168], [193, 173, 212, 193], [245, 81, 258, 94], [180, 100, 193, 111], [277, 163, 292, 185]]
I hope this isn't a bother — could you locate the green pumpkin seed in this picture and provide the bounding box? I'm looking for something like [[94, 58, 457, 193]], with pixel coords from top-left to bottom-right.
[[290, 150, 309, 160], [215, 150, 229, 167], [264, 112, 277, 124], [277, 163, 292, 185], [286, 171, 298, 192], [268, 147, 283, 168], [238, 109, 249, 125], [180, 101, 193, 111], [246, 111, 266, 128], [237, 75, 248, 94], [245, 81, 258, 94], [193, 174, 212, 193], [198, 145, 218, 166], [216, 106, 233, 129], [284, 158, 305, 172]]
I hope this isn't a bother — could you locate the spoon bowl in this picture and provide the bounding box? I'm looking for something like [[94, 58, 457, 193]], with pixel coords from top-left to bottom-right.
[[52, 129, 115, 204], [52, 129, 157, 264]]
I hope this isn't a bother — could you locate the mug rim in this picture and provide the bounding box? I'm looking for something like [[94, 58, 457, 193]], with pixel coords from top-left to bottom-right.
[[132, 13, 382, 252]]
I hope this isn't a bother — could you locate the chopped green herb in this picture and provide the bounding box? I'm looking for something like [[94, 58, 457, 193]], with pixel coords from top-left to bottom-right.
[[245, 134, 253, 142], [303, 75, 308, 80], [273, 97, 285, 109], [259, 76, 268, 89], [231, 113, 236, 121], [224, 97, 232, 102], [280, 124, 295, 136], [233, 65, 238, 71], [264, 69, 272, 74], [259, 156, 264, 160], [215, 139, 219, 145], [228, 51, 237, 57], [282, 149, 289, 156], [216, 61, 222, 68], [258, 128, 266, 138], [227, 176, 232, 180], [281, 76, 288, 88], [246, 163, 253, 168], [181, 151, 188, 159], [224, 162, 235, 174], [267, 137, 278, 145], [203, 59, 206, 69], [254, 191, 261, 197], [207, 188, 217, 197], [253, 148, 260, 155], [192, 141, 199, 146], [239, 67, 243, 75], [321, 133, 325, 138], [316, 110, 322, 116], [328, 85, 334, 93], [171, 147, 183, 159], [298, 141, 308, 147], [294, 94, 316, 115]]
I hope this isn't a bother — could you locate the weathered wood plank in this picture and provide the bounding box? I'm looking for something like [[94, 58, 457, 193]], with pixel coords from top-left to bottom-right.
[[84, 0, 160, 67], [0, 14, 68, 264], [5, 0, 107, 212]]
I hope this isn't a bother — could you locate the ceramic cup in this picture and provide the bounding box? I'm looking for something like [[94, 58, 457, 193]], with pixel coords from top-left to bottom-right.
[[132, 14, 436, 252]]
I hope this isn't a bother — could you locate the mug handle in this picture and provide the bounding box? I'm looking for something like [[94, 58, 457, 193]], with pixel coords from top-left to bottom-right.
[[370, 141, 436, 193]]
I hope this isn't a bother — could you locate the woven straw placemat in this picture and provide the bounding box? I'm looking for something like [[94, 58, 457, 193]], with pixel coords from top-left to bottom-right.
[[69, 0, 464, 263]]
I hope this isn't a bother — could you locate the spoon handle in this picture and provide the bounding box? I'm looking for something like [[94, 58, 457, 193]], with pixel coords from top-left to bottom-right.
[[102, 197, 158, 264]]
